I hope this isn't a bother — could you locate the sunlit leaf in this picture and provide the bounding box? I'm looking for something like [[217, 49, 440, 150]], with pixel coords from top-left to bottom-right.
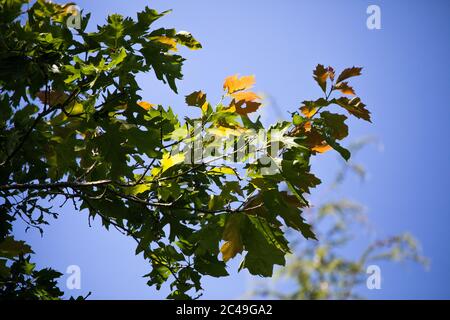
[[152, 36, 178, 51], [334, 81, 355, 95], [336, 66, 362, 84], [161, 152, 185, 172], [332, 97, 371, 122], [231, 91, 261, 102], [220, 214, 244, 262], [223, 74, 255, 94], [137, 101, 155, 110], [313, 64, 331, 93]]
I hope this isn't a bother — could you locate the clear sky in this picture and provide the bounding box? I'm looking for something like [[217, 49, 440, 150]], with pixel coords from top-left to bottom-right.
[[14, 0, 450, 299]]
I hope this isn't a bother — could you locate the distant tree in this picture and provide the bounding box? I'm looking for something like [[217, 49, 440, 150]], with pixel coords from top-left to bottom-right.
[[249, 139, 427, 299], [1, 0, 372, 299]]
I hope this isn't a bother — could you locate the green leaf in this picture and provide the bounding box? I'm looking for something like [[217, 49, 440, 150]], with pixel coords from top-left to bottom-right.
[[194, 254, 229, 277], [240, 216, 286, 276], [324, 137, 351, 161], [0, 237, 33, 259], [175, 31, 202, 50], [320, 111, 349, 140]]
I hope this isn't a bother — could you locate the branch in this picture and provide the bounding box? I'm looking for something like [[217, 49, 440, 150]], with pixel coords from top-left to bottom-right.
[[0, 180, 113, 191]]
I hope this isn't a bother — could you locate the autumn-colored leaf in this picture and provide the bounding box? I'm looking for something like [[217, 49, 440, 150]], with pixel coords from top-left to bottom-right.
[[300, 105, 317, 118], [332, 97, 371, 122], [313, 64, 331, 93], [305, 129, 332, 153], [208, 125, 248, 137], [327, 66, 335, 81], [334, 81, 355, 95], [231, 91, 261, 102], [137, 101, 155, 110], [300, 98, 329, 118], [223, 74, 255, 94], [208, 166, 236, 175], [304, 121, 312, 132], [161, 152, 185, 172], [220, 214, 244, 262], [152, 36, 178, 51], [36, 91, 69, 106], [312, 143, 332, 153], [336, 66, 362, 84]]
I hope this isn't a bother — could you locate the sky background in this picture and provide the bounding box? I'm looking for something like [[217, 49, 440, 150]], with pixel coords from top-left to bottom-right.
[[14, 0, 450, 299]]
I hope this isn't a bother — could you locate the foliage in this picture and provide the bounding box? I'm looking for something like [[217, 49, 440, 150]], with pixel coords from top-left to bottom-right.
[[0, 1, 371, 299], [249, 140, 427, 299]]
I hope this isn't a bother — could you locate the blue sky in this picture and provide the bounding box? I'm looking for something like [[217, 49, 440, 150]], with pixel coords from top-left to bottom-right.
[[14, 0, 450, 299]]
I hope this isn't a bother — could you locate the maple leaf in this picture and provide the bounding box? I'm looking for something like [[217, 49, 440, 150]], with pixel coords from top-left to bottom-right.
[[220, 214, 244, 262], [231, 91, 261, 102], [152, 36, 178, 51], [137, 101, 155, 110], [223, 74, 255, 94], [185, 90, 207, 109]]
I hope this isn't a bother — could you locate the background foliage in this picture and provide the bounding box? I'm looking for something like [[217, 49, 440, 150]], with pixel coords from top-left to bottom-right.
[[249, 140, 426, 299]]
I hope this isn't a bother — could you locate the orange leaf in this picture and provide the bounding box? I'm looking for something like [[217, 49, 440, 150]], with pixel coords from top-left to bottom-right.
[[300, 105, 317, 118], [305, 129, 331, 153], [312, 144, 332, 153], [304, 121, 312, 132], [334, 81, 355, 95], [231, 91, 260, 102], [223, 74, 255, 94], [137, 101, 155, 110]]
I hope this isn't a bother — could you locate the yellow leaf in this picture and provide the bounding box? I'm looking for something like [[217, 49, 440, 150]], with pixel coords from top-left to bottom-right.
[[231, 91, 261, 102], [207, 126, 247, 137], [208, 166, 236, 175], [220, 214, 244, 262], [161, 152, 185, 172], [123, 184, 150, 196], [66, 101, 84, 115], [223, 74, 255, 94], [137, 101, 155, 110], [152, 36, 178, 51]]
